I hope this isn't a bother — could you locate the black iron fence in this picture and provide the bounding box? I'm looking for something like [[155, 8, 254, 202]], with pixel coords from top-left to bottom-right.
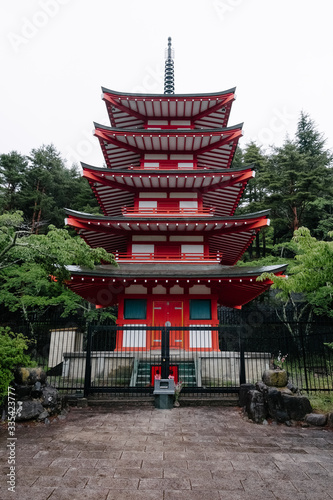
[[10, 318, 333, 397]]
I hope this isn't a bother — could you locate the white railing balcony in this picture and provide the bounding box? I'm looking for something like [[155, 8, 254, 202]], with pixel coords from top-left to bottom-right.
[[114, 251, 222, 264], [122, 207, 215, 217]]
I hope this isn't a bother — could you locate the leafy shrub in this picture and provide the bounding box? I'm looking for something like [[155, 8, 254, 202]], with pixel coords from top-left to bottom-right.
[[0, 327, 35, 405]]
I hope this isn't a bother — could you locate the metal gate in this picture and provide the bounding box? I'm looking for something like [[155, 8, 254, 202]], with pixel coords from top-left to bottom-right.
[[80, 325, 255, 398]]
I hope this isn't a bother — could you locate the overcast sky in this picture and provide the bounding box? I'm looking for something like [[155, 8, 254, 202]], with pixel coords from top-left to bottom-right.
[[1, 0, 332, 169]]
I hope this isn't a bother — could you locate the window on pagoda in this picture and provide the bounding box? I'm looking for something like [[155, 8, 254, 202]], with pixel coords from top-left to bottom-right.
[[189, 300, 212, 320], [124, 299, 147, 319], [179, 200, 198, 213], [138, 200, 157, 213], [181, 244, 204, 257], [131, 244, 154, 258]]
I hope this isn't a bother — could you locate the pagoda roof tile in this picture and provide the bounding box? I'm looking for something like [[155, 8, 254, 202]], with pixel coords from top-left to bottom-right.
[[67, 262, 287, 278], [101, 87, 237, 99]]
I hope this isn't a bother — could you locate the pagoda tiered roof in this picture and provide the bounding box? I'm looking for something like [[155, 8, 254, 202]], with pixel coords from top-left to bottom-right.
[[102, 87, 236, 129], [65, 209, 269, 266], [65, 263, 287, 310], [82, 163, 254, 217], [94, 124, 243, 169]]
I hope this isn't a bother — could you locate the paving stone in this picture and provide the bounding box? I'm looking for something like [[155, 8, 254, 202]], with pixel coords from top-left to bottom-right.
[[78, 450, 122, 459], [106, 490, 164, 500], [191, 477, 243, 490], [114, 467, 163, 479], [87, 477, 140, 489], [165, 491, 220, 500], [33, 475, 88, 488], [0, 487, 55, 500], [138, 478, 191, 489], [49, 488, 110, 500], [164, 468, 212, 480], [1, 406, 333, 499]]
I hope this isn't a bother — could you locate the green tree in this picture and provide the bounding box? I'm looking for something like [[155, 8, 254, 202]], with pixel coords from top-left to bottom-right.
[[0, 152, 27, 212], [0, 327, 34, 405], [238, 142, 270, 258], [295, 112, 333, 239], [0, 211, 116, 325], [261, 113, 332, 242], [260, 227, 333, 320], [3, 145, 100, 233]]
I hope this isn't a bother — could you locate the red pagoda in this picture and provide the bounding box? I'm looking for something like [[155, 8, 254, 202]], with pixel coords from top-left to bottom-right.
[[65, 38, 286, 353]]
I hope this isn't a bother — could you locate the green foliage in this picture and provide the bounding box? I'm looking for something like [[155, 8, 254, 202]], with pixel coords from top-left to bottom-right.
[[0, 145, 100, 232], [259, 227, 333, 317], [0, 211, 116, 320], [307, 393, 333, 414], [0, 327, 35, 405]]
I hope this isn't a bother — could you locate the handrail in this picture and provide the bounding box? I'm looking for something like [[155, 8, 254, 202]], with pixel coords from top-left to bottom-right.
[[122, 207, 215, 216]]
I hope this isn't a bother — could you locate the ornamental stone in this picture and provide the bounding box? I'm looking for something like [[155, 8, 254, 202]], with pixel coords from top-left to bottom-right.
[[262, 369, 288, 387]]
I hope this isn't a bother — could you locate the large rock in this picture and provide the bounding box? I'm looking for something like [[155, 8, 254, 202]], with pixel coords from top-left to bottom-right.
[[281, 394, 312, 421], [246, 390, 267, 423], [41, 386, 58, 408], [265, 388, 288, 422], [305, 413, 328, 427], [239, 384, 255, 407], [262, 369, 288, 387], [14, 367, 47, 386], [328, 412, 333, 428], [16, 400, 44, 421]]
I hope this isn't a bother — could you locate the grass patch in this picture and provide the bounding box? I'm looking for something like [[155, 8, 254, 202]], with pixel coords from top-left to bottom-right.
[[308, 393, 333, 413]]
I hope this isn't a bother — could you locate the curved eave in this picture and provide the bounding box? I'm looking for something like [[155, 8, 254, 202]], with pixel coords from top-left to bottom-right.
[[101, 87, 237, 99], [102, 87, 236, 129], [64, 208, 270, 222], [94, 124, 243, 170], [64, 209, 270, 266], [81, 162, 254, 218], [94, 123, 243, 135], [80, 161, 254, 175], [65, 263, 287, 309], [67, 263, 287, 278]]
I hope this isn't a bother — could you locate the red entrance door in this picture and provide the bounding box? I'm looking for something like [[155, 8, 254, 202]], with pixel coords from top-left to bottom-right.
[[152, 301, 183, 348]]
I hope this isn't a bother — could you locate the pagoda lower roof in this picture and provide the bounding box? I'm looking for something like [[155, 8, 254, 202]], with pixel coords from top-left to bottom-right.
[[81, 163, 254, 217], [66, 263, 287, 310], [65, 209, 270, 266], [102, 87, 236, 129], [94, 124, 242, 170]]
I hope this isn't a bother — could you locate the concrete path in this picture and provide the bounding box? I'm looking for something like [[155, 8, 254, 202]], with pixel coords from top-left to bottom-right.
[[1, 406, 332, 500]]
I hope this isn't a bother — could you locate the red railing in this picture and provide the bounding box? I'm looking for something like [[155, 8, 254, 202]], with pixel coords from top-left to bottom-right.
[[136, 163, 198, 170], [122, 207, 215, 217], [114, 252, 222, 263]]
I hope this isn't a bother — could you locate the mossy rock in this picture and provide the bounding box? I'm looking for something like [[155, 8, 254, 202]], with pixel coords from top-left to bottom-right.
[[14, 367, 47, 386], [262, 369, 288, 387]]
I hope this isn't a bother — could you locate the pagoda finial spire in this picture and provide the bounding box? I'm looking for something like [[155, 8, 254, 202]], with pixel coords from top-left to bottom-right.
[[164, 37, 175, 95]]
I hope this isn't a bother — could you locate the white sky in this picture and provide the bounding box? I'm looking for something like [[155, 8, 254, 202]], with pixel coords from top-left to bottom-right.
[[1, 0, 332, 169]]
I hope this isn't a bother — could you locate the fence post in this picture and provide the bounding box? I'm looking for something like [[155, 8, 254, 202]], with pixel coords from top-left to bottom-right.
[[239, 332, 246, 385], [84, 325, 92, 397], [299, 322, 309, 394], [161, 326, 170, 379]]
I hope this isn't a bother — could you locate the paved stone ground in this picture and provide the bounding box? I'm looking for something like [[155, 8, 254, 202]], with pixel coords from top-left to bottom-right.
[[1, 405, 333, 500]]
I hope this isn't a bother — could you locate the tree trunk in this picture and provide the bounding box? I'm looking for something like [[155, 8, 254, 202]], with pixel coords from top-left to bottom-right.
[[255, 233, 260, 259], [292, 205, 299, 232]]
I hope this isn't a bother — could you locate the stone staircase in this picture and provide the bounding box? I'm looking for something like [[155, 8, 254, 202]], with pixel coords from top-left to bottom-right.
[[134, 361, 197, 388]]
